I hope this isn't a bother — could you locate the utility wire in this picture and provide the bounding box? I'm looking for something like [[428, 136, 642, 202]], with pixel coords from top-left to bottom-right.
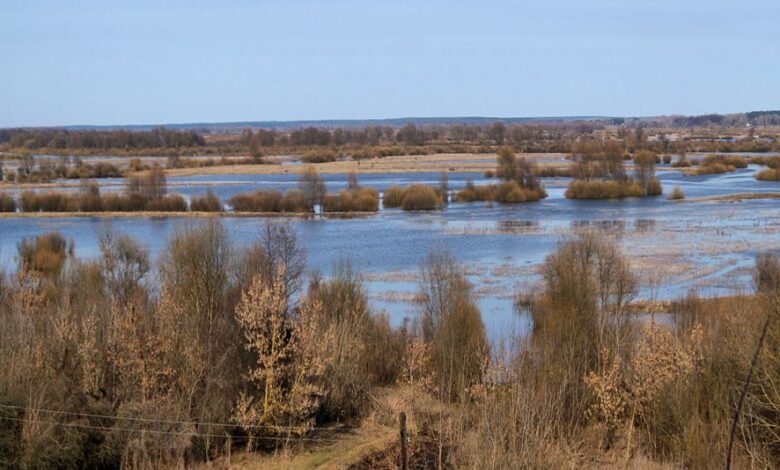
[[0, 403, 355, 432], [0, 416, 340, 442]]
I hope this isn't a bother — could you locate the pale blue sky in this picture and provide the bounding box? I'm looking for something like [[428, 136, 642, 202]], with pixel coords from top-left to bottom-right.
[[1, 0, 778, 127]]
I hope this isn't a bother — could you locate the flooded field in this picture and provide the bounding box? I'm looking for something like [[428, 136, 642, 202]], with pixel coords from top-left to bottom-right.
[[2, 165, 779, 341]]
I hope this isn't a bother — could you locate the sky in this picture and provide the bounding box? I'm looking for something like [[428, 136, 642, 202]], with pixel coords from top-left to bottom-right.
[[1, 0, 778, 127]]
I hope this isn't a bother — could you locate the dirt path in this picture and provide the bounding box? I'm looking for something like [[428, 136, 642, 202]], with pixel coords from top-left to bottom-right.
[[199, 426, 397, 469]]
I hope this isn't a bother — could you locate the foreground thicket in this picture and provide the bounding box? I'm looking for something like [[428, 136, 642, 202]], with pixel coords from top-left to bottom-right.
[[0, 222, 411, 468], [2, 227, 780, 467]]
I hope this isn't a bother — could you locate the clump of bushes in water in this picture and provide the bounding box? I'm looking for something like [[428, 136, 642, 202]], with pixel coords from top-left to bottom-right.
[[383, 184, 443, 210], [684, 155, 747, 176], [322, 175, 379, 212], [65, 162, 124, 179], [704, 154, 748, 169], [18, 190, 188, 212], [322, 188, 379, 212], [459, 147, 547, 203], [16, 166, 188, 213], [0, 192, 16, 212], [565, 144, 661, 199], [227, 189, 309, 213], [455, 180, 546, 203], [534, 166, 573, 177], [756, 167, 780, 181], [667, 185, 686, 200], [671, 152, 692, 168], [565, 179, 646, 199], [190, 190, 223, 212], [749, 156, 780, 167], [301, 148, 339, 163]]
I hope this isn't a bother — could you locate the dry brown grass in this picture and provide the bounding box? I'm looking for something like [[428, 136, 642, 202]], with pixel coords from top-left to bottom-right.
[[165, 152, 568, 176]]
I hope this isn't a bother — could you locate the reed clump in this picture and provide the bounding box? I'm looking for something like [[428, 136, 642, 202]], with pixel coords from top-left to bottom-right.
[[565, 180, 645, 199], [684, 155, 746, 176], [455, 181, 546, 203], [227, 189, 310, 213], [0, 192, 15, 212], [383, 184, 443, 210], [755, 168, 780, 181], [16, 190, 188, 213], [189, 190, 223, 212], [667, 185, 686, 200], [322, 187, 379, 212]]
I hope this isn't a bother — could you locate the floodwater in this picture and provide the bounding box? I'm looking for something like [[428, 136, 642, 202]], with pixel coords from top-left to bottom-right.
[[2, 165, 779, 341]]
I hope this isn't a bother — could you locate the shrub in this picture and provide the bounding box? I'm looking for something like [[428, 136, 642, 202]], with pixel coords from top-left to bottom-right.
[[301, 149, 338, 163], [146, 194, 187, 212], [382, 185, 405, 208], [227, 189, 309, 213], [532, 233, 636, 427], [672, 156, 692, 168], [749, 156, 780, 168], [564, 180, 645, 199], [0, 193, 16, 212], [228, 190, 281, 212], [703, 154, 747, 169], [278, 189, 309, 212], [382, 184, 442, 210], [101, 193, 148, 211], [322, 188, 379, 212], [756, 168, 780, 182], [417, 249, 489, 402], [190, 190, 223, 212], [455, 182, 546, 203], [298, 166, 326, 210], [78, 192, 103, 212], [17, 232, 71, 276], [363, 313, 407, 385], [88, 162, 124, 178], [494, 182, 546, 202], [401, 184, 442, 211], [668, 185, 685, 200], [685, 162, 734, 176], [19, 191, 78, 212], [308, 262, 372, 420], [535, 166, 573, 177], [645, 176, 663, 196]]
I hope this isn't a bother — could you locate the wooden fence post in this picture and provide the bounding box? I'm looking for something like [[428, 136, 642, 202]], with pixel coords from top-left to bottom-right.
[[400, 411, 408, 470]]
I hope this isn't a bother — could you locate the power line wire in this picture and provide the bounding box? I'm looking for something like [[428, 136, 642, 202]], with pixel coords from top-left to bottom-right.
[[0, 416, 340, 443], [0, 403, 355, 432]]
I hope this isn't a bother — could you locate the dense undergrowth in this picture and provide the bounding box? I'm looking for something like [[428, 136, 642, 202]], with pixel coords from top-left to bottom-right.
[[1, 223, 779, 468]]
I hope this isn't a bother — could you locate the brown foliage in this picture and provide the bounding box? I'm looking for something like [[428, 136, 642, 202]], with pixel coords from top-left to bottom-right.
[[322, 188, 379, 212], [190, 190, 223, 212], [383, 184, 443, 211]]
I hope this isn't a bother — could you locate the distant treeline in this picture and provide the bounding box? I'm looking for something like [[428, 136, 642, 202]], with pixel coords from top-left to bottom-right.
[[0, 128, 205, 150], [2, 118, 780, 158], [670, 111, 780, 127]]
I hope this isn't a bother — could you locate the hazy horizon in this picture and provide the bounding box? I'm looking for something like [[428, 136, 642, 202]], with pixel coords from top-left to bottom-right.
[[2, 0, 779, 127]]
